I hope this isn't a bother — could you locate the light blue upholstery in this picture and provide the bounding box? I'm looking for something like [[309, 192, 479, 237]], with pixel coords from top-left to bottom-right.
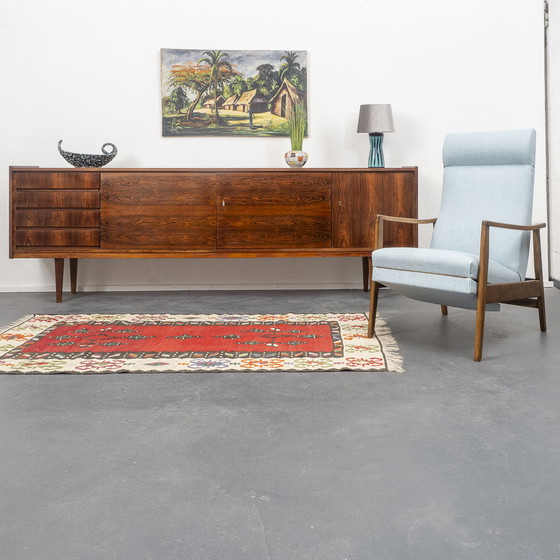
[[372, 248, 520, 310], [372, 129, 536, 311], [373, 247, 520, 283]]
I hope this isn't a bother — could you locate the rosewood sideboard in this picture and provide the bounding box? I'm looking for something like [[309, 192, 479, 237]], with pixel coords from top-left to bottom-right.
[[9, 167, 418, 301]]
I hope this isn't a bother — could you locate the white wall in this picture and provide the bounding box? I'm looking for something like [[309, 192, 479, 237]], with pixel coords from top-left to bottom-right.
[[0, 0, 547, 292]]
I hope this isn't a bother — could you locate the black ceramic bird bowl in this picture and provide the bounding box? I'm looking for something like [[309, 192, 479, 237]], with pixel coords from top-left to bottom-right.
[[58, 140, 118, 167]]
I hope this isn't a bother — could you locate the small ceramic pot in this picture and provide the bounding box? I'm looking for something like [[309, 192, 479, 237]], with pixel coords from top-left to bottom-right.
[[284, 150, 308, 168]]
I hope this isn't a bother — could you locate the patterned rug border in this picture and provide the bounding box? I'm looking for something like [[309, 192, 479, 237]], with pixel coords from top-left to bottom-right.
[[0, 313, 403, 374]]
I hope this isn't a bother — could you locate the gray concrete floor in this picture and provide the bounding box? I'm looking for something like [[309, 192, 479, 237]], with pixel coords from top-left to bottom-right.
[[1, 288, 559, 560]]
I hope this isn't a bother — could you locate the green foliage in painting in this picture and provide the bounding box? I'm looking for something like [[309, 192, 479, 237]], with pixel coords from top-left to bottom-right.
[[167, 87, 189, 115]]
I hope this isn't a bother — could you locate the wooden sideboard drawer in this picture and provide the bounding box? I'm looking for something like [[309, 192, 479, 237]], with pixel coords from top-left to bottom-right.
[[15, 209, 100, 228], [15, 190, 100, 209], [15, 229, 100, 247], [13, 171, 100, 189]]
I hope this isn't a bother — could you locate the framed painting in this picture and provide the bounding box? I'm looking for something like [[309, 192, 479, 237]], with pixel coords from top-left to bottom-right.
[[161, 49, 307, 137]]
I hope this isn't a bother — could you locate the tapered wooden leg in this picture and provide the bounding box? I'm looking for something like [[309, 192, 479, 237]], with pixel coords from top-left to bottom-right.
[[441, 305, 448, 315], [54, 258, 64, 303], [362, 257, 369, 292], [474, 223, 490, 361], [367, 281, 380, 337], [474, 298, 486, 362], [537, 296, 547, 332], [532, 229, 547, 332], [70, 258, 78, 294]]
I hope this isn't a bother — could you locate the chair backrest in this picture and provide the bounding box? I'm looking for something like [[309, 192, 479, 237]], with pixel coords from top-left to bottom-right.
[[430, 129, 536, 279]]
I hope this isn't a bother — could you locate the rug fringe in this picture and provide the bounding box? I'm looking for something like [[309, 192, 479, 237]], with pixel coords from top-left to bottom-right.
[[0, 314, 37, 334], [372, 315, 404, 373]]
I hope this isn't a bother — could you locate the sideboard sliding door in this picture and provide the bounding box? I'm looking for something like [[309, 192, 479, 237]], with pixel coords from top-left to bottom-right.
[[100, 173, 217, 250]]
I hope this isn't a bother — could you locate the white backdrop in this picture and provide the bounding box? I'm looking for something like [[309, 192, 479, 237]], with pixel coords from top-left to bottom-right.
[[0, 0, 547, 292]]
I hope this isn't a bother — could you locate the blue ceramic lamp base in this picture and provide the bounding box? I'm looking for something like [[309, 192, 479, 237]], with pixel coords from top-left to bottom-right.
[[368, 133, 385, 168]]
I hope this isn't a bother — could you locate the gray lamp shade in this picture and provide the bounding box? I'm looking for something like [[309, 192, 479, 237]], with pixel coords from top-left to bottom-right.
[[357, 104, 395, 133]]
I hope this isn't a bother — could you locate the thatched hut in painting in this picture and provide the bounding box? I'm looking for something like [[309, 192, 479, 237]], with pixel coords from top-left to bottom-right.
[[235, 89, 269, 113], [223, 94, 238, 111], [202, 95, 225, 110], [269, 78, 305, 120]]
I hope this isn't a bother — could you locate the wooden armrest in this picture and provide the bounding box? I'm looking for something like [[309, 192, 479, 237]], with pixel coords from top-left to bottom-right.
[[375, 215, 437, 249], [376, 215, 437, 226], [478, 220, 546, 286], [482, 220, 546, 231]]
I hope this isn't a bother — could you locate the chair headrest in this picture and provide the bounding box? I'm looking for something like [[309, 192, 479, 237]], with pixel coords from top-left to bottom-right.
[[443, 129, 536, 167]]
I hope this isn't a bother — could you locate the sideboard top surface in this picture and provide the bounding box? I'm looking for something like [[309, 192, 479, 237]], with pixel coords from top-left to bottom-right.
[[10, 166, 418, 173]]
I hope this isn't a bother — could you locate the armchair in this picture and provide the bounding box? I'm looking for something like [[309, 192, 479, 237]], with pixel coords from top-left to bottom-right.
[[367, 129, 546, 361]]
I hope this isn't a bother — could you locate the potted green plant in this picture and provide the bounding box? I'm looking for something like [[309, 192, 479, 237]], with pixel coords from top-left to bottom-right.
[[284, 102, 308, 168]]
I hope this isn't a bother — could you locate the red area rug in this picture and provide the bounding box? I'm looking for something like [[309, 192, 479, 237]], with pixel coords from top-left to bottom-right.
[[0, 313, 402, 374]]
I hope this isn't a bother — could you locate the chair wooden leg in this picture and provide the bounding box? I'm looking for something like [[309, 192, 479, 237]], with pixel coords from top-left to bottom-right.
[[367, 281, 380, 338], [441, 305, 448, 316], [474, 298, 486, 362], [537, 295, 547, 332], [474, 222, 490, 362], [532, 229, 547, 332]]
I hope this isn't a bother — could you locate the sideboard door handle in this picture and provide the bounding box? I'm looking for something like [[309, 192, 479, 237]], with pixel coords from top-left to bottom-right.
[[222, 200, 226, 206]]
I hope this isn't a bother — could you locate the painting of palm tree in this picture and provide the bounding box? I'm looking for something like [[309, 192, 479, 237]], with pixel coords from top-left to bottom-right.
[[197, 50, 232, 125], [161, 49, 307, 137]]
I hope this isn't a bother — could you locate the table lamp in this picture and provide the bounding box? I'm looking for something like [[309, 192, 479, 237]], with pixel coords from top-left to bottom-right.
[[357, 104, 394, 167]]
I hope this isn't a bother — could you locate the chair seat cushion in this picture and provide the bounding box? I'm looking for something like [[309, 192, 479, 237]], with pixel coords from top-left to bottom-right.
[[372, 247, 521, 284]]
